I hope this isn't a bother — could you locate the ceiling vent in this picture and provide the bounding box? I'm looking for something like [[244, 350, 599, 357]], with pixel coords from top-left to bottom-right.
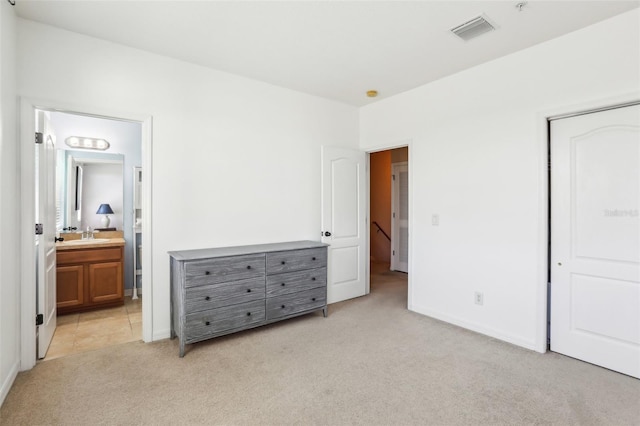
[[451, 15, 495, 41]]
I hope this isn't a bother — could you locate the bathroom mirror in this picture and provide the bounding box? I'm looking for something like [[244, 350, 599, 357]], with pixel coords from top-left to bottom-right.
[[57, 150, 124, 233]]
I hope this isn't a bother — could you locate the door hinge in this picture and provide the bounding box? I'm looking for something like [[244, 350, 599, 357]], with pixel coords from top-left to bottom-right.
[[393, 212, 396, 218], [393, 250, 395, 256], [392, 174, 396, 181], [36, 314, 44, 326], [35, 223, 43, 235], [35, 132, 43, 144]]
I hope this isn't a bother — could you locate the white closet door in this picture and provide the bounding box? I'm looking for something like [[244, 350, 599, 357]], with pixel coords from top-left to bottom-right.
[[550, 104, 640, 378]]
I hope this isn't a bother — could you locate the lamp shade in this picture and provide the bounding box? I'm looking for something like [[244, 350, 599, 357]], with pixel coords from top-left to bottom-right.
[[96, 204, 114, 215]]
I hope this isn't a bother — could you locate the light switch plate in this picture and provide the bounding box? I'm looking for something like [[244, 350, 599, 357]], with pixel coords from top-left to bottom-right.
[[432, 214, 439, 226]]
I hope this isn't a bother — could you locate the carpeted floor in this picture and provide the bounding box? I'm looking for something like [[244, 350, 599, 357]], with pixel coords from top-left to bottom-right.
[[1, 263, 639, 425]]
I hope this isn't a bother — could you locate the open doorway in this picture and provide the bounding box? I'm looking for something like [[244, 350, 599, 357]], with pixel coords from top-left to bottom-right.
[[369, 147, 409, 296], [35, 110, 143, 361]]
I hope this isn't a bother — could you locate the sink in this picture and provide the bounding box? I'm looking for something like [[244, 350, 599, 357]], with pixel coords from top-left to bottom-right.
[[62, 238, 111, 244]]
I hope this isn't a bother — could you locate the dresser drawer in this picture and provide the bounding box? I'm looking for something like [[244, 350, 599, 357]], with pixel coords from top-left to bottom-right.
[[266, 267, 326, 297], [266, 287, 326, 320], [185, 300, 265, 341], [266, 248, 326, 274], [185, 277, 265, 313], [184, 254, 265, 287]]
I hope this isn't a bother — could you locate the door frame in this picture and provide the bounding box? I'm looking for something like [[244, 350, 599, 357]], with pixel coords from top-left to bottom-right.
[[365, 141, 412, 308], [535, 91, 640, 354], [19, 97, 153, 371]]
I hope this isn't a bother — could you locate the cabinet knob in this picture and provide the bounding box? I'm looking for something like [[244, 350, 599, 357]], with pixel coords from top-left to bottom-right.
[[281, 261, 286, 265], [246, 312, 251, 316], [281, 283, 285, 287], [246, 289, 252, 293], [312, 298, 316, 302], [312, 277, 316, 281], [281, 305, 285, 309], [205, 321, 210, 326], [205, 296, 210, 301], [246, 265, 252, 269], [312, 257, 316, 261], [205, 271, 210, 275]]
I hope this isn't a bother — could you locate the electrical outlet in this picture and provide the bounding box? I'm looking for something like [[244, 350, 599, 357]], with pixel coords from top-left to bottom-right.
[[474, 292, 484, 306]]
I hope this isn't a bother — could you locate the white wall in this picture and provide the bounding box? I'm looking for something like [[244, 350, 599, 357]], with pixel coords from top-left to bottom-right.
[[360, 10, 640, 351], [17, 19, 359, 340], [0, 0, 19, 407]]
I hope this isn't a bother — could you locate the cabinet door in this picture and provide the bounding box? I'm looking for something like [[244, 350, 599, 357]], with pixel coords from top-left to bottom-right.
[[56, 265, 85, 309], [89, 261, 123, 303]]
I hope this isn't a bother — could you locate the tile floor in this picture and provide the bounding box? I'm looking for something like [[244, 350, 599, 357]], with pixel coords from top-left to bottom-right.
[[43, 297, 142, 361]]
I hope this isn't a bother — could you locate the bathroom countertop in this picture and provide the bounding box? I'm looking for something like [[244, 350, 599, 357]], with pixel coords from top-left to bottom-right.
[[56, 238, 125, 251]]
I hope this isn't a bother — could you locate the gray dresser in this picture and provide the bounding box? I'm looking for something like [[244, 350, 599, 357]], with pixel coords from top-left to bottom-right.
[[169, 240, 328, 357]]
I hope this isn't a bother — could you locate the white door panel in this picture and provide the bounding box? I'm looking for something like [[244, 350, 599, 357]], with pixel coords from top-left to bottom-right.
[[551, 104, 640, 378], [391, 162, 408, 273], [36, 110, 57, 359], [321, 146, 366, 304]]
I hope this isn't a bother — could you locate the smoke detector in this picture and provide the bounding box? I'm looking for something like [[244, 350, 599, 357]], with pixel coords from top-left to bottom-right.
[[451, 15, 496, 41]]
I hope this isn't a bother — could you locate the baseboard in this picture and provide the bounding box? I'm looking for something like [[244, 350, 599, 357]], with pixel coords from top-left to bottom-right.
[[0, 360, 19, 408], [124, 288, 143, 297], [153, 328, 171, 342], [410, 304, 538, 351]]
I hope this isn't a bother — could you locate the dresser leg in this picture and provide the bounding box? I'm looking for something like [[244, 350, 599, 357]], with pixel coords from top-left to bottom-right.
[[179, 341, 185, 358], [322, 306, 327, 318]]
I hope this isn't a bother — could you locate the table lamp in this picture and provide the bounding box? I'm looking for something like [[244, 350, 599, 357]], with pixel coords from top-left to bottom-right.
[[96, 203, 114, 228]]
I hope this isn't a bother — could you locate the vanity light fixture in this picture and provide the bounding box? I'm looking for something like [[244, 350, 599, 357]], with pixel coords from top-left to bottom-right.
[[65, 136, 110, 151], [96, 203, 115, 228]]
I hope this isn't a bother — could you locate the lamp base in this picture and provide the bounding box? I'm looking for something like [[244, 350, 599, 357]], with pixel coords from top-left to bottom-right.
[[101, 215, 111, 228]]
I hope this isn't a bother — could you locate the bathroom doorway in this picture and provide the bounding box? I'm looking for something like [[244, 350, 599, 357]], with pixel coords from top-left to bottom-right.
[[22, 101, 151, 366]]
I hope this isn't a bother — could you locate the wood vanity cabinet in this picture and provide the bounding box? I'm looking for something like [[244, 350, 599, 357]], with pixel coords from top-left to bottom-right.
[[169, 241, 328, 357], [56, 245, 125, 314]]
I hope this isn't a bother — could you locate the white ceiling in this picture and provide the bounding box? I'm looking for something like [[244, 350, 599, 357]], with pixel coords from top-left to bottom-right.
[[15, 1, 639, 106]]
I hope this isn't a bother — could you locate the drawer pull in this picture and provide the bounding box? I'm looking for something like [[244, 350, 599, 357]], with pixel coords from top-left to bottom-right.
[[205, 296, 211, 301], [281, 283, 285, 287], [205, 271, 210, 275], [205, 321, 210, 326], [246, 312, 251, 316], [246, 289, 252, 293], [281, 305, 286, 309], [312, 257, 316, 261], [246, 265, 252, 269], [281, 261, 286, 265], [312, 277, 316, 281], [312, 298, 316, 301]]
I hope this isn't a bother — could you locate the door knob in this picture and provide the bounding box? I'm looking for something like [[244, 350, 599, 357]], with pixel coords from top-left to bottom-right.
[[324, 231, 332, 237], [54, 237, 64, 242]]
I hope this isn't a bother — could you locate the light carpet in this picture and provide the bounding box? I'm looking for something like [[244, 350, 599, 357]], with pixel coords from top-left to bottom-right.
[[1, 265, 639, 425]]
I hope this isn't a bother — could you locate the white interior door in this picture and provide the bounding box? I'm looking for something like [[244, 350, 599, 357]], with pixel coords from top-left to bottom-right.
[[321, 146, 367, 304], [550, 104, 640, 378], [36, 110, 57, 359], [391, 162, 409, 273]]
